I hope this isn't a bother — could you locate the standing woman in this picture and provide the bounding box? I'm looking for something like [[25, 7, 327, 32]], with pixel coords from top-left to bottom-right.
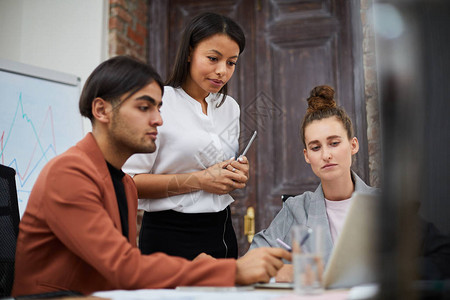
[[123, 12, 248, 260], [250, 85, 377, 265]]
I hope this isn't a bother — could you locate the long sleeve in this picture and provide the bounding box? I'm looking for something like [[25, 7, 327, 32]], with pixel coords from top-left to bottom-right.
[[12, 134, 236, 296]]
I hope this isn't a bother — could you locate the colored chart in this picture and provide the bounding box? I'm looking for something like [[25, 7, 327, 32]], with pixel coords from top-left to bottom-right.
[[0, 60, 83, 216]]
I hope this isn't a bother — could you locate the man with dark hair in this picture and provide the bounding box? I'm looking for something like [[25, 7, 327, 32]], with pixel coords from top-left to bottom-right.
[[12, 56, 290, 296]]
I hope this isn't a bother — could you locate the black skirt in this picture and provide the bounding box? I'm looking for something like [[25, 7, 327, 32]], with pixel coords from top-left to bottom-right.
[[139, 206, 238, 260]]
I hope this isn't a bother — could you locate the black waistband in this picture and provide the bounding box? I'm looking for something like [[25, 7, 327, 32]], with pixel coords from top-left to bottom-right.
[[143, 207, 231, 227]]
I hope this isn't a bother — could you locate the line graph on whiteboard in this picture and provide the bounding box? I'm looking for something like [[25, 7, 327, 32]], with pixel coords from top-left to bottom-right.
[[0, 70, 83, 216]]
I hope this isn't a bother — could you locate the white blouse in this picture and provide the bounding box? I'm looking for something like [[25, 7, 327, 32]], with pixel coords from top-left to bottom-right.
[[123, 86, 240, 213]]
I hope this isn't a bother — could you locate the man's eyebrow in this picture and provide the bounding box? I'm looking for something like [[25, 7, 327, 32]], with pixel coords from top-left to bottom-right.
[[135, 95, 162, 106]]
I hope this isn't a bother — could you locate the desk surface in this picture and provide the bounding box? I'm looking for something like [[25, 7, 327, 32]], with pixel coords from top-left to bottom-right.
[[91, 287, 350, 300]]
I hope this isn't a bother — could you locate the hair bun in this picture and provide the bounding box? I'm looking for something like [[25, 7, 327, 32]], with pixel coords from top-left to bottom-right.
[[306, 85, 336, 113]]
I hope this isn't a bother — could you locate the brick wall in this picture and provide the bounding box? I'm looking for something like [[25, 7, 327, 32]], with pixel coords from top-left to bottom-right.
[[109, 0, 148, 62], [360, 0, 381, 187]]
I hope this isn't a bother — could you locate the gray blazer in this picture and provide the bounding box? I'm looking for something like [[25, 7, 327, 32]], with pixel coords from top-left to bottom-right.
[[250, 171, 377, 265]]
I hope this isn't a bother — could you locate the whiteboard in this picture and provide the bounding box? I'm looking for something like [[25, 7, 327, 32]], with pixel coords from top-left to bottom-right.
[[0, 58, 83, 217]]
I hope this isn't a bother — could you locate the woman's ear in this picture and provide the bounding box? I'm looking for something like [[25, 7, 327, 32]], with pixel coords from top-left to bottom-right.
[[351, 137, 359, 155], [91, 97, 111, 124], [303, 148, 311, 164]]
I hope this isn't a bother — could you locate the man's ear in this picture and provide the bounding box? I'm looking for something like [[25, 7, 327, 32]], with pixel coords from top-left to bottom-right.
[[91, 97, 111, 124], [303, 148, 311, 164], [351, 137, 359, 155]]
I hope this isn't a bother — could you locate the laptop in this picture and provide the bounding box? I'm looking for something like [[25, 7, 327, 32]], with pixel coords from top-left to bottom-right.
[[322, 192, 379, 289]]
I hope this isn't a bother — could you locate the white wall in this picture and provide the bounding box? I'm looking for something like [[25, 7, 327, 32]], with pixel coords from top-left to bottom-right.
[[0, 0, 109, 133]]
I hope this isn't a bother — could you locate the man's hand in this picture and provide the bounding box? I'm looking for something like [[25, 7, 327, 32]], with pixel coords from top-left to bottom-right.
[[235, 248, 291, 285]]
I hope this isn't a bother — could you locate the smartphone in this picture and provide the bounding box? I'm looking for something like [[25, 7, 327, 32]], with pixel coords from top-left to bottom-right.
[[237, 130, 257, 158]]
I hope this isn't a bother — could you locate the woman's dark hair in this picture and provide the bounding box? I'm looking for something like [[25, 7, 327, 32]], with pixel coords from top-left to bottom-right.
[[166, 12, 246, 107], [300, 85, 354, 148], [79, 55, 164, 122]]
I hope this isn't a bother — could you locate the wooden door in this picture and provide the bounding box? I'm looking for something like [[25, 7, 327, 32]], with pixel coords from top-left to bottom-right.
[[147, 0, 368, 256]]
